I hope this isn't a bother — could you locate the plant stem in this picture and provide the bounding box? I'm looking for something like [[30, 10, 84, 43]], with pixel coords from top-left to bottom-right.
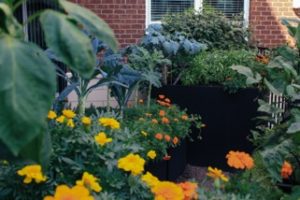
[[107, 86, 111, 112], [147, 83, 152, 108], [78, 94, 87, 116]]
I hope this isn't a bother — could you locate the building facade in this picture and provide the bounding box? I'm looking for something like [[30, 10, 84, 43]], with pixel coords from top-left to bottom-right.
[[73, 0, 299, 49]]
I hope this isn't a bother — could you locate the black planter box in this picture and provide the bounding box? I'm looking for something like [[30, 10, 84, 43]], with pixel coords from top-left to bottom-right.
[[153, 85, 260, 171], [145, 140, 187, 181], [167, 139, 187, 181], [145, 160, 168, 180]]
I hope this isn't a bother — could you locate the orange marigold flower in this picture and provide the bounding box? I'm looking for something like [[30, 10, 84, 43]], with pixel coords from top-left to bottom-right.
[[43, 185, 94, 200], [226, 151, 254, 170], [155, 133, 163, 140], [159, 110, 166, 117], [161, 117, 170, 124], [164, 135, 171, 142], [281, 161, 293, 179], [181, 115, 188, 120], [173, 137, 179, 145], [164, 98, 171, 103], [163, 155, 171, 161], [152, 119, 159, 124], [158, 95, 165, 99], [152, 181, 184, 200], [178, 182, 198, 200]]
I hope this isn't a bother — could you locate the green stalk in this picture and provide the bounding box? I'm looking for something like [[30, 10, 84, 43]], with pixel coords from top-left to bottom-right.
[[147, 83, 152, 109], [107, 86, 111, 113]]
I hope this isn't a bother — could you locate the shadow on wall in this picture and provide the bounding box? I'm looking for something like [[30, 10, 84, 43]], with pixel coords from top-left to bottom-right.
[[249, 0, 298, 49]]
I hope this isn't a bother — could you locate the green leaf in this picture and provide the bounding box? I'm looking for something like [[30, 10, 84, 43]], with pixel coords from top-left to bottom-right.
[[40, 10, 95, 79], [0, 35, 56, 156], [59, 0, 118, 51], [0, 2, 23, 38], [287, 122, 300, 133], [264, 79, 281, 95], [231, 65, 261, 85], [296, 23, 300, 50]]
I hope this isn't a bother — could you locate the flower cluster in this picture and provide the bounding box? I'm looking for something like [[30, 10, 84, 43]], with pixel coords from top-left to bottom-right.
[[157, 95, 172, 107], [76, 172, 102, 192], [17, 164, 47, 184], [94, 132, 112, 146], [281, 161, 293, 179], [226, 151, 254, 170], [99, 117, 120, 129], [141, 172, 198, 200], [44, 185, 94, 200], [117, 153, 145, 175], [48, 109, 76, 128], [206, 166, 229, 182]]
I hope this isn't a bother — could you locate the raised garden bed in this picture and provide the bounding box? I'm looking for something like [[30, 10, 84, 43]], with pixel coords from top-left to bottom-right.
[[153, 85, 260, 171]]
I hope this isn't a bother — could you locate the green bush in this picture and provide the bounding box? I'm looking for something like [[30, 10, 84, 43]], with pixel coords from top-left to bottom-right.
[[163, 9, 248, 50], [181, 49, 266, 92]]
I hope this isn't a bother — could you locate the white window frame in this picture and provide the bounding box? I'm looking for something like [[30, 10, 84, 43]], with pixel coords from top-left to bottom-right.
[[146, 0, 250, 27]]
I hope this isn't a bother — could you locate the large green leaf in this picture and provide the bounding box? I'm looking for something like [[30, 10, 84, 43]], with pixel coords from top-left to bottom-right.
[[0, 2, 23, 38], [59, 0, 118, 51], [0, 35, 56, 156], [40, 10, 95, 79]]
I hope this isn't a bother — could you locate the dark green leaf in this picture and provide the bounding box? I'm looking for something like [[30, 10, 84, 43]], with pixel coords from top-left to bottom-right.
[[0, 35, 56, 155], [59, 0, 118, 51], [40, 10, 95, 79]]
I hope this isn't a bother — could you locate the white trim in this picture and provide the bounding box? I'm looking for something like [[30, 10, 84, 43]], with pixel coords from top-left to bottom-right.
[[194, 0, 202, 11], [243, 0, 250, 28], [146, 0, 202, 27], [145, 0, 151, 27]]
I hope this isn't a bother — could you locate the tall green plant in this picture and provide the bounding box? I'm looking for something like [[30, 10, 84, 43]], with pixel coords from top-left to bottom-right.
[[0, 0, 117, 163]]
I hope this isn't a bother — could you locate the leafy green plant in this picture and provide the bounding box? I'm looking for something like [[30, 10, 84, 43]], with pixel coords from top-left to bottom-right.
[[182, 49, 266, 93], [163, 9, 248, 50], [140, 24, 207, 85], [232, 19, 300, 191], [0, 0, 117, 162]]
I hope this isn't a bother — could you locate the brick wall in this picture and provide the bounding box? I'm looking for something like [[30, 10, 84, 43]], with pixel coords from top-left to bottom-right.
[[249, 0, 298, 48], [73, 0, 146, 48]]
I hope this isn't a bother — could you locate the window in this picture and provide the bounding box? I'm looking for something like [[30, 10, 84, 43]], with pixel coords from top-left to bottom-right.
[[204, 0, 244, 18], [146, 0, 249, 26], [146, 0, 202, 25]]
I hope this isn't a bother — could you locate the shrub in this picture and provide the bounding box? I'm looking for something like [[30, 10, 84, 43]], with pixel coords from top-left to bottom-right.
[[181, 49, 266, 93], [163, 9, 248, 50]]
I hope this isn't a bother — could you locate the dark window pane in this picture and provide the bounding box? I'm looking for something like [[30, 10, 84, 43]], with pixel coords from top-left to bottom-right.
[[151, 0, 194, 21], [205, 0, 244, 17]]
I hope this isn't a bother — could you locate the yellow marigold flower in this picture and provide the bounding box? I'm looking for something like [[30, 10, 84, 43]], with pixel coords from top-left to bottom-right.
[[67, 119, 75, 128], [56, 115, 66, 124], [152, 181, 184, 200], [117, 153, 145, 175], [178, 182, 198, 200], [43, 185, 94, 200], [281, 161, 293, 179], [226, 151, 254, 170], [17, 164, 47, 184], [141, 131, 148, 136], [81, 116, 92, 126], [142, 172, 160, 187], [62, 109, 76, 119], [47, 110, 57, 120], [207, 166, 228, 182], [94, 132, 112, 146], [76, 172, 102, 192], [98, 117, 120, 129], [147, 150, 157, 159]]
